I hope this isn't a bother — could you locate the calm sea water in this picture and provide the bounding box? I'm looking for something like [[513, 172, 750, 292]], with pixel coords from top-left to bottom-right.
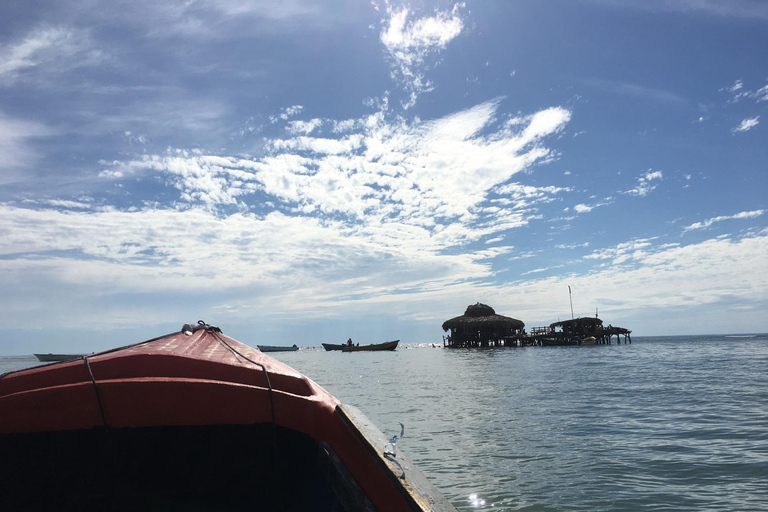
[[3, 334, 767, 511]]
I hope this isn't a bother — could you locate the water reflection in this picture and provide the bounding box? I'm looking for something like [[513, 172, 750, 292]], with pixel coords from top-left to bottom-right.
[[468, 493, 486, 507]]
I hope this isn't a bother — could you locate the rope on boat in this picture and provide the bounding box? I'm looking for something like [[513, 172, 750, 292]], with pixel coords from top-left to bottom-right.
[[182, 320, 222, 335], [84, 356, 109, 428], [205, 324, 277, 427]]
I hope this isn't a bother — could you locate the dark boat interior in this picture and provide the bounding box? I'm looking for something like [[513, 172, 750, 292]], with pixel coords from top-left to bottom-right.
[[0, 423, 375, 512]]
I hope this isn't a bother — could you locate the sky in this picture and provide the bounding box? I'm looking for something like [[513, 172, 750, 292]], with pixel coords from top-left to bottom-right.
[[1, 0, 767, 353]]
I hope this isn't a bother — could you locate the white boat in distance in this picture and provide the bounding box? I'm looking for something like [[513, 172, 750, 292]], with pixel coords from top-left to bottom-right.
[[257, 344, 299, 352]]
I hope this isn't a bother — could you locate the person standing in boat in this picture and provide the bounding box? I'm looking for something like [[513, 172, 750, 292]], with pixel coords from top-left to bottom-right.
[[347, 338, 353, 346]]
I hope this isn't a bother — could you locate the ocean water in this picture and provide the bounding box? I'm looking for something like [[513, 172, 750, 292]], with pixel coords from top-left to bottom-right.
[[2, 334, 767, 511]]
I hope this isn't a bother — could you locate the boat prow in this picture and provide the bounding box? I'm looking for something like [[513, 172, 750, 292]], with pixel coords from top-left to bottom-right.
[[1, 325, 454, 511]]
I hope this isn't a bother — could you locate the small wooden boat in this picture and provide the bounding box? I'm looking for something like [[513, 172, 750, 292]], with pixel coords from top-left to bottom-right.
[[342, 340, 399, 352], [0, 325, 453, 511], [257, 344, 299, 352], [33, 353, 87, 362], [322, 343, 345, 351], [578, 336, 597, 345]]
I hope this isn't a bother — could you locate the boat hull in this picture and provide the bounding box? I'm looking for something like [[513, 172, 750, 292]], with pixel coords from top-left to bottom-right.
[[1, 329, 453, 511], [341, 340, 399, 352], [322, 343, 345, 351]]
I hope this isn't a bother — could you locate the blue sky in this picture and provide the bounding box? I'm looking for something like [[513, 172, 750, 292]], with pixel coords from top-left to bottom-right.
[[1, 0, 767, 353]]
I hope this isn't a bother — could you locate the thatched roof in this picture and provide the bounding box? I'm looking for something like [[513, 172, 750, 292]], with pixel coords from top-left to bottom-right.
[[550, 317, 603, 328], [442, 303, 525, 331]]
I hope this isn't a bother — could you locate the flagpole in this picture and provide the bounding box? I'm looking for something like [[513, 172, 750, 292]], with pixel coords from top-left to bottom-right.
[[568, 285, 574, 320]]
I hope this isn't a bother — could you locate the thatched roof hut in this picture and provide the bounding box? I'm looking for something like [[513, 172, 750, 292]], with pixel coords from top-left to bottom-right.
[[442, 303, 525, 347], [443, 303, 524, 331]]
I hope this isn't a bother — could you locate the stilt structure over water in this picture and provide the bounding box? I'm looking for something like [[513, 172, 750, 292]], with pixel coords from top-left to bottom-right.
[[533, 317, 632, 345], [442, 303, 527, 348], [442, 303, 631, 348]]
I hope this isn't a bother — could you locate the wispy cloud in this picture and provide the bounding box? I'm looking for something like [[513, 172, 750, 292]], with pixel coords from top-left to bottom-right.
[[683, 210, 765, 232], [270, 105, 304, 123], [0, 112, 55, 183], [380, 3, 465, 108], [1, 97, 572, 329], [622, 169, 663, 196], [722, 80, 768, 103], [0, 26, 105, 85], [103, 100, 572, 240], [732, 116, 759, 133], [584, 238, 655, 264], [581, 78, 685, 104], [570, 198, 612, 214], [286, 118, 323, 135]]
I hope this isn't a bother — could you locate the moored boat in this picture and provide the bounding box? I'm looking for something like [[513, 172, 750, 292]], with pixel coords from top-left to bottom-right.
[[0, 324, 454, 511], [33, 353, 87, 362], [342, 340, 399, 352], [322, 343, 345, 351], [257, 344, 299, 352]]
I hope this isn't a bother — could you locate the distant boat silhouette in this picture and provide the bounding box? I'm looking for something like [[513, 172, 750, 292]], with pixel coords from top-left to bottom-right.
[[34, 353, 87, 362]]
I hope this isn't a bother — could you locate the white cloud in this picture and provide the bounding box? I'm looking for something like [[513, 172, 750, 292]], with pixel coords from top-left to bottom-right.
[[555, 242, 589, 249], [286, 118, 323, 135], [3, 204, 766, 336], [0, 203, 496, 328], [584, 238, 655, 264], [722, 80, 768, 104], [42, 199, 93, 209], [104, 100, 572, 241], [380, 4, 465, 107], [622, 169, 663, 196], [755, 85, 768, 102], [573, 197, 612, 214], [733, 116, 759, 133], [270, 105, 304, 123], [493, 232, 768, 329], [2, 97, 574, 329], [683, 210, 765, 232]]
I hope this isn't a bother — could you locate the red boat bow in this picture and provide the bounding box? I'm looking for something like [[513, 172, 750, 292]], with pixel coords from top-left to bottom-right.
[[0, 325, 456, 511]]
